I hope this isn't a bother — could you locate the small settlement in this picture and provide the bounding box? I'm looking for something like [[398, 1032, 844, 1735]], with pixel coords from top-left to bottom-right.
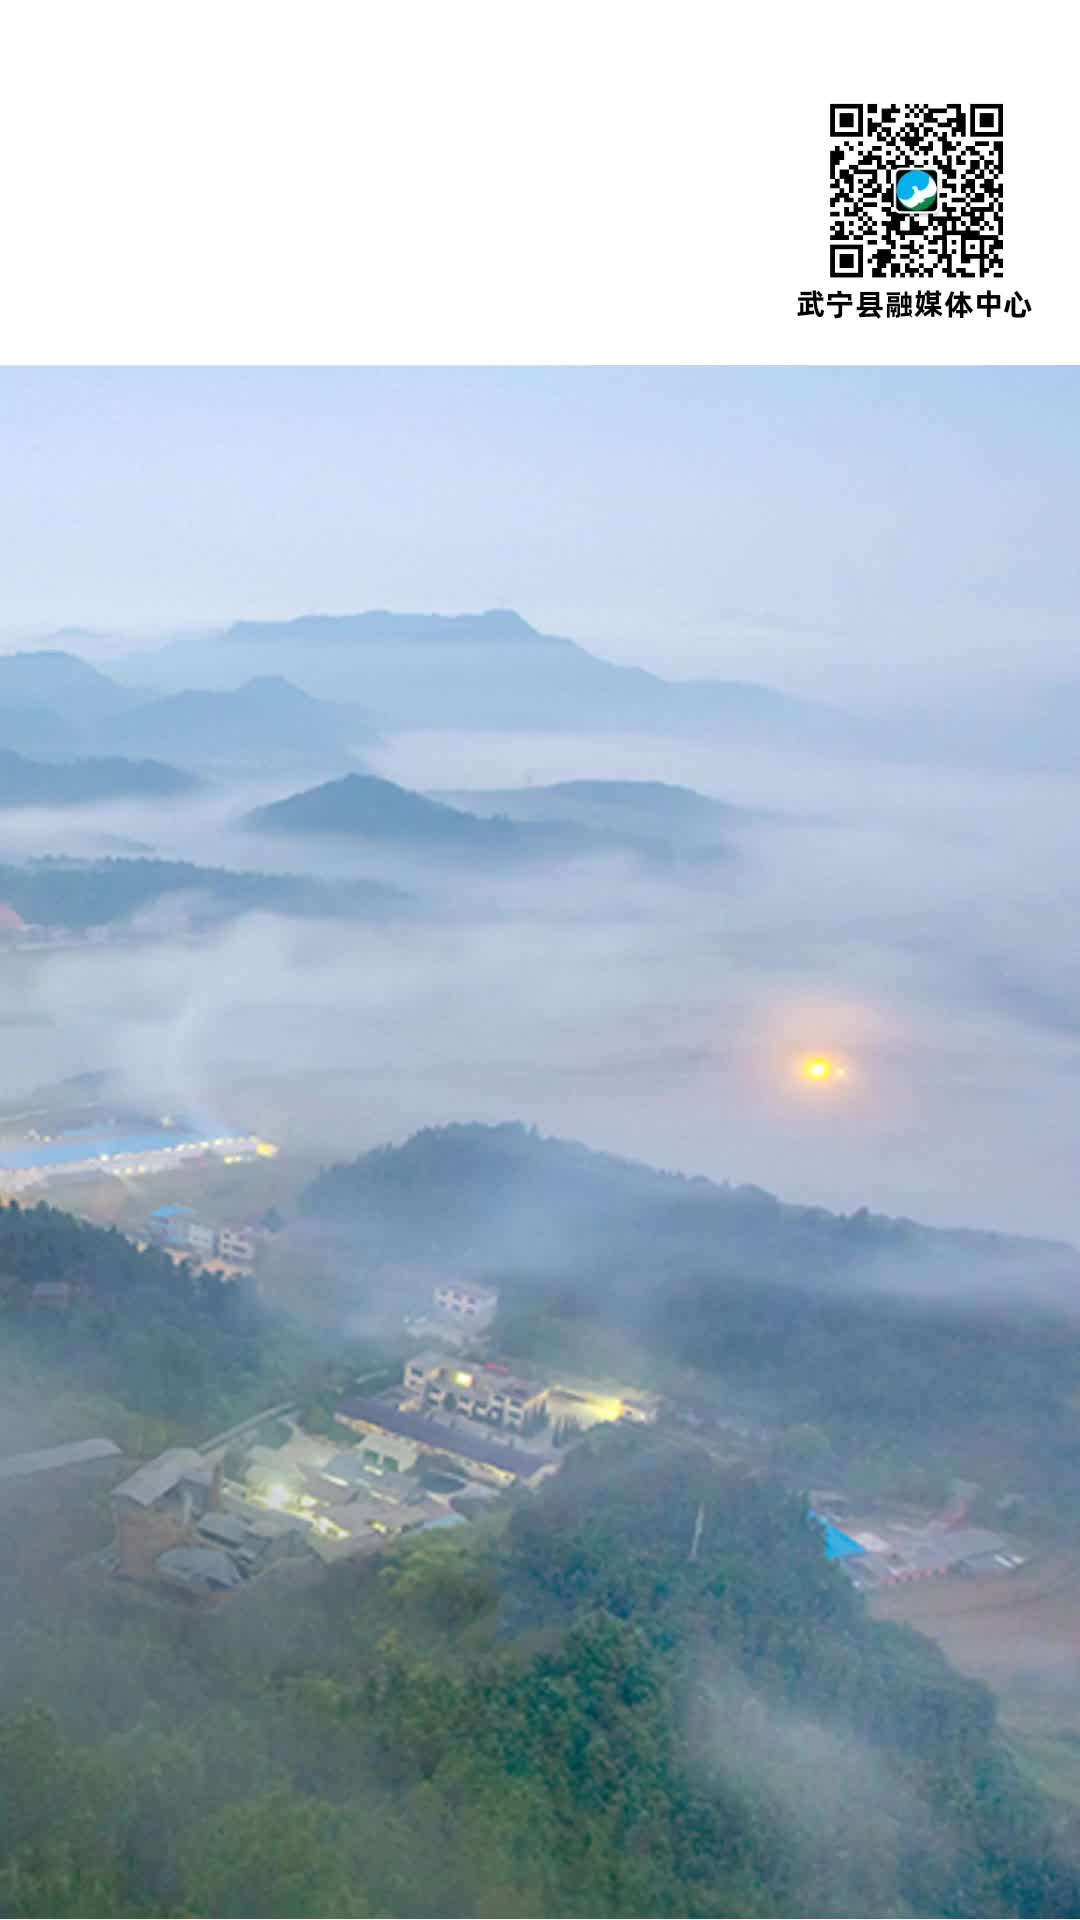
[[101, 1280, 667, 1607], [810, 1487, 1026, 1591], [147, 1205, 262, 1274], [106, 1415, 499, 1605], [56, 1275, 1027, 1613]]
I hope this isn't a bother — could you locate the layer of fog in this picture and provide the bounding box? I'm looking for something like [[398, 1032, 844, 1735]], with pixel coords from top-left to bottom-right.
[[3, 725, 1079, 1247]]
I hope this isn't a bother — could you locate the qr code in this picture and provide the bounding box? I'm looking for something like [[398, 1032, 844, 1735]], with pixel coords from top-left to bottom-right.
[[830, 104, 1003, 279]]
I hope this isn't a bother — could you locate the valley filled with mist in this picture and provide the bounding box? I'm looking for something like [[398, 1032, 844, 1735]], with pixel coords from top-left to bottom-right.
[[3, 367, 1080, 1919], [4, 622, 1080, 1245]]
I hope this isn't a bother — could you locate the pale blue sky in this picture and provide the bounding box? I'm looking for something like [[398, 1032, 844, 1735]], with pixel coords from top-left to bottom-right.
[[0, 367, 1075, 696]]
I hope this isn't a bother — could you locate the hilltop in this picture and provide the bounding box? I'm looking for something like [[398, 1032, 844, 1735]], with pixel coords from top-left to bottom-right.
[[96, 674, 380, 768], [0, 657, 380, 771], [0, 649, 135, 722], [244, 771, 599, 858], [440, 776, 775, 839], [109, 608, 867, 744], [0, 651, 137, 758], [302, 1119, 1079, 1291], [242, 770, 746, 870]]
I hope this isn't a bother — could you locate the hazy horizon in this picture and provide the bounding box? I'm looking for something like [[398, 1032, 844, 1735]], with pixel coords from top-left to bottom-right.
[[2, 366, 1079, 701]]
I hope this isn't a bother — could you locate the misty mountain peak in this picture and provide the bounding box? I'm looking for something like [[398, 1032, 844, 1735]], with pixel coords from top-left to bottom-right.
[[226, 608, 544, 648]]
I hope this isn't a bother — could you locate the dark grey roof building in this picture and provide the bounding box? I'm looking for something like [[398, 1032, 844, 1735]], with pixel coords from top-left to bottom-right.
[[337, 1396, 554, 1484], [197, 1511, 252, 1550], [111, 1448, 207, 1507], [157, 1545, 243, 1593]]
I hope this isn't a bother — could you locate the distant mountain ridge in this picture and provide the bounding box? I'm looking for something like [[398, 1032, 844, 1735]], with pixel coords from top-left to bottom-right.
[[0, 649, 136, 722], [108, 610, 866, 746], [97, 674, 380, 766], [438, 778, 778, 838], [0, 651, 136, 757], [18, 617, 1080, 771], [0, 749, 196, 808], [0, 656, 379, 770], [229, 608, 552, 649], [0, 706, 82, 760]]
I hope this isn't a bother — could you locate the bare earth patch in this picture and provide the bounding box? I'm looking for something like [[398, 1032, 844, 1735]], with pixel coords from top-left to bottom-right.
[[872, 1549, 1080, 1736]]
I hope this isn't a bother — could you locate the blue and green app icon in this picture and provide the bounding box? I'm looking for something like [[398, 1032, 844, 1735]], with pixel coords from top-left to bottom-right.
[[895, 168, 938, 211]]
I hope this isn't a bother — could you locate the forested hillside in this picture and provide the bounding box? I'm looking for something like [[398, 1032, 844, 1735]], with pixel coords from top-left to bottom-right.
[[1, 1422, 1079, 1916], [0, 857, 402, 930], [300, 1123, 1080, 1522], [246, 772, 596, 860], [0, 1200, 289, 1441]]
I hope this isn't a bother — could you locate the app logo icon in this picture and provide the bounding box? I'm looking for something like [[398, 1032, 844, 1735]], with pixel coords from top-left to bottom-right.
[[895, 167, 938, 212]]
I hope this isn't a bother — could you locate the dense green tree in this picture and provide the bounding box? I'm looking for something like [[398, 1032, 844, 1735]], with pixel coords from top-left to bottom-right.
[[0, 1200, 291, 1431], [180, 1791, 364, 1918], [299, 1123, 1080, 1524], [4, 1191, 1080, 1915]]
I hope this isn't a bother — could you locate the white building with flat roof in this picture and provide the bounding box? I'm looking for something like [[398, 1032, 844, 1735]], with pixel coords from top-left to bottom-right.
[[403, 1352, 548, 1432]]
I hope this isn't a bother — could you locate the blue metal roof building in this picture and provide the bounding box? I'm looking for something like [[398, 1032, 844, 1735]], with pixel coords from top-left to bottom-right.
[[809, 1511, 866, 1561], [0, 1131, 246, 1173]]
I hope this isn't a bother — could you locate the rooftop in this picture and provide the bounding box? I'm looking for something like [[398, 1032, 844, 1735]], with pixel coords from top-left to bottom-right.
[[157, 1545, 243, 1591], [324, 1451, 385, 1486], [404, 1357, 543, 1399], [198, 1511, 252, 1548], [246, 1509, 309, 1539], [406, 1349, 456, 1375], [247, 1430, 333, 1477], [436, 1282, 499, 1301], [809, 1512, 866, 1562], [836, 1524, 1011, 1586], [887, 1527, 1007, 1574], [0, 1436, 122, 1482], [338, 1396, 550, 1479], [479, 1369, 545, 1398], [306, 1488, 448, 1559], [112, 1447, 206, 1507], [0, 1130, 217, 1172]]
